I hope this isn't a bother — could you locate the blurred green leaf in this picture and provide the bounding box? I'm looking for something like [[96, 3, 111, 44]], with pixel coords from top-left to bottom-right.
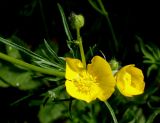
[[57, 3, 81, 58], [146, 64, 158, 77], [6, 45, 22, 59], [33, 40, 65, 71], [137, 35, 160, 77], [0, 63, 40, 90], [146, 109, 160, 123], [120, 106, 146, 123], [0, 79, 9, 87], [57, 3, 73, 42], [38, 103, 68, 123], [0, 37, 65, 72]]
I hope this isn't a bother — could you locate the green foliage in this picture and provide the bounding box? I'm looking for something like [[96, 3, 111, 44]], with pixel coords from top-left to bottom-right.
[[0, 64, 40, 90], [39, 99, 105, 123], [120, 106, 146, 123], [0, 1, 160, 123], [137, 36, 160, 76], [0, 37, 42, 90], [0, 37, 65, 72]]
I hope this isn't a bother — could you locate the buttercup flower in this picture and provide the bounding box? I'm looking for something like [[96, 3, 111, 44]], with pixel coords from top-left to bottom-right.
[[65, 56, 116, 103], [115, 65, 145, 97]]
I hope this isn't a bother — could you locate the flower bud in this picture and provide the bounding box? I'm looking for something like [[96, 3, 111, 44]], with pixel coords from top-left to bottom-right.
[[109, 59, 119, 71], [69, 13, 84, 30]]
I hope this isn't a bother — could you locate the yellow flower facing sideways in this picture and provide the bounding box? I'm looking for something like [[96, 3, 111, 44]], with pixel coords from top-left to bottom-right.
[[115, 65, 145, 97], [65, 56, 116, 103]]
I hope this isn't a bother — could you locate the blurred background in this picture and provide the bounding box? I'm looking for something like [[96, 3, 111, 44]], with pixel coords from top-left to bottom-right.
[[1, 0, 160, 52], [0, 0, 160, 122]]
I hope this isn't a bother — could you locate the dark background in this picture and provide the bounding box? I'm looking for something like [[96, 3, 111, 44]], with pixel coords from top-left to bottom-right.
[[0, 0, 160, 122], [0, 0, 160, 52]]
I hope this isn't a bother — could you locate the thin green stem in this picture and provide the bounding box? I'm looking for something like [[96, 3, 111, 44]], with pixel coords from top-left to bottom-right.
[[88, 0, 118, 52], [105, 15, 118, 52], [0, 52, 65, 77], [97, 0, 108, 16], [88, 0, 104, 15], [104, 101, 118, 123], [10, 94, 33, 106], [77, 28, 86, 68], [97, 0, 118, 52]]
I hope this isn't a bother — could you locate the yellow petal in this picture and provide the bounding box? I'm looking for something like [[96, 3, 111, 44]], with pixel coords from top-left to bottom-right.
[[65, 57, 84, 80], [123, 84, 144, 97], [127, 65, 145, 91], [87, 56, 116, 101]]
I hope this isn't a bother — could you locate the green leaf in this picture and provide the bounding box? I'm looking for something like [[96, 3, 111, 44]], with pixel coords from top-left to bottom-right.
[[57, 3, 73, 42], [0, 79, 9, 87], [0, 37, 65, 72], [0, 64, 40, 90], [147, 64, 157, 77], [146, 109, 160, 123], [0, 37, 45, 61], [57, 3, 78, 58], [121, 106, 146, 123], [33, 40, 65, 70], [6, 45, 22, 59], [38, 103, 67, 123]]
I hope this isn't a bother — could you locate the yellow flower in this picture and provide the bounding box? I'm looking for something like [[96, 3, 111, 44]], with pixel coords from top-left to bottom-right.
[[115, 65, 145, 97], [65, 56, 116, 103]]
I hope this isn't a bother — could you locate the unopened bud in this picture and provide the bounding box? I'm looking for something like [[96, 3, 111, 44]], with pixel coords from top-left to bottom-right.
[[109, 59, 119, 71], [69, 13, 84, 30]]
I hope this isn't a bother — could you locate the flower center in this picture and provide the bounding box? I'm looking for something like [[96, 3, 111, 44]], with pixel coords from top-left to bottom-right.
[[124, 72, 138, 88], [74, 71, 96, 94]]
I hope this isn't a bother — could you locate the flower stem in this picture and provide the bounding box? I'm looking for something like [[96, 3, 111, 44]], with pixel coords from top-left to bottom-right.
[[97, 0, 118, 52], [77, 28, 86, 68], [88, 0, 118, 52], [104, 101, 118, 123], [0, 52, 65, 77]]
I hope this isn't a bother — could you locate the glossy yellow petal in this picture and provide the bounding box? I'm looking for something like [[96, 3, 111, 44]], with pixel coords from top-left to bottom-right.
[[127, 65, 145, 93], [65, 57, 84, 80], [115, 65, 145, 97], [87, 56, 116, 101]]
